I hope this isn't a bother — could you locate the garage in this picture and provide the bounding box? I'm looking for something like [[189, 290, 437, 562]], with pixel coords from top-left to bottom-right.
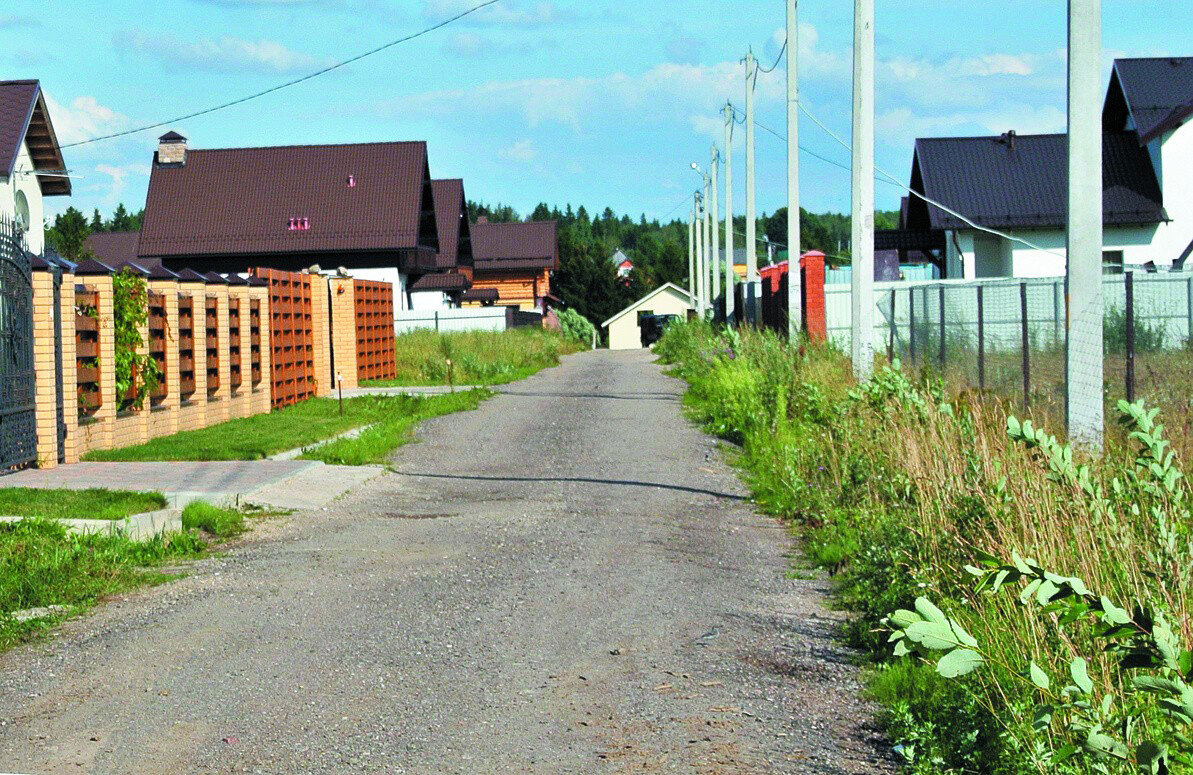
[[601, 283, 694, 350]]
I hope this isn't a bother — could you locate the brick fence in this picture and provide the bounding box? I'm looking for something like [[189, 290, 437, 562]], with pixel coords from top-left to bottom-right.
[[759, 251, 827, 340]]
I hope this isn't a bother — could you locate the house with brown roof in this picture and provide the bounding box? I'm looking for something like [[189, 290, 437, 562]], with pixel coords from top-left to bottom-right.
[[896, 56, 1192, 279], [466, 219, 559, 310], [1, 79, 70, 254], [137, 133, 441, 308], [407, 178, 475, 310]]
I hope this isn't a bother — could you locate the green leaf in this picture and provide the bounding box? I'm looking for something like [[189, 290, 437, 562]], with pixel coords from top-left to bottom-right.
[[1031, 704, 1053, 733], [1083, 730, 1129, 760], [1029, 661, 1050, 691], [936, 648, 984, 678], [1136, 741, 1167, 775], [1100, 596, 1131, 625], [914, 597, 948, 626], [892, 639, 911, 657], [904, 621, 963, 651], [887, 609, 922, 629], [1070, 657, 1094, 694]]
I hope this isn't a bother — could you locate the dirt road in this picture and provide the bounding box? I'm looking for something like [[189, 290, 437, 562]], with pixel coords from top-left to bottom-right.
[[0, 349, 894, 774]]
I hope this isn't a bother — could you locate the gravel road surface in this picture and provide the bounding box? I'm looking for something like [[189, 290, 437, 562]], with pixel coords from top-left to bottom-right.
[[0, 349, 895, 774]]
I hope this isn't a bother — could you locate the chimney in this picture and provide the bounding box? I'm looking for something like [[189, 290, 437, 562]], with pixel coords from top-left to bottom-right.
[[157, 131, 188, 166]]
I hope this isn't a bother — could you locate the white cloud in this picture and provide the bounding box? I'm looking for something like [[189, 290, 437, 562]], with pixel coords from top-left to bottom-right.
[[442, 30, 557, 59], [0, 14, 37, 28], [877, 104, 1067, 150], [498, 139, 537, 162], [93, 163, 151, 206], [116, 29, 328, 73], [422, 0, 566, 27], [40, 93, 129, 145]]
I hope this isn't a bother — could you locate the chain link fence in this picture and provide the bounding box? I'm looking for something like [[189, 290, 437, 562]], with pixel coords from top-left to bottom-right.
[[825, 270, 1193, 430]]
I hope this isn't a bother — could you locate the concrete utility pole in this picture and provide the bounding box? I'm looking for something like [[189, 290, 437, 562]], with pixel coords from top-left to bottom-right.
[[710, 144, 721, 317], [786, 0, 802, 338], [696, 193, 706, 316], [688, 205, 696, 311], [1066, 0, 1104, 450], [703, 174, 712, 315], [744, 50, 760, 323], [723, 103, 735, 323], [850, 0, 875, 380]]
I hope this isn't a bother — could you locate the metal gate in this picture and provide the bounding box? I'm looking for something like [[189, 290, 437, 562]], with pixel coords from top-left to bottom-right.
[[0, 217, 37, 471]]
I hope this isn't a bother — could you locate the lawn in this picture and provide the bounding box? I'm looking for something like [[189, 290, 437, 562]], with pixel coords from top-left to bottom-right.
[[82, 391, 492, 463], [364, 328, 586, 387], [0, 487, 166, 520]]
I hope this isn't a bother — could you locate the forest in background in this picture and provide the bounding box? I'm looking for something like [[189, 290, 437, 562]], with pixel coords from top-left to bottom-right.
[[46, 202, 896, 330]]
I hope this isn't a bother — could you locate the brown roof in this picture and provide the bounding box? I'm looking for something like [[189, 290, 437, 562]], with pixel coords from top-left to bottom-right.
[[85, 231, 142, 266], [470, 220, 558, 271], [410, 272, 472, 291], [430, 178, 473, 270], [461, 287, 499, 303], [0, 80, 70, 195], [139, 140, 439, 259]]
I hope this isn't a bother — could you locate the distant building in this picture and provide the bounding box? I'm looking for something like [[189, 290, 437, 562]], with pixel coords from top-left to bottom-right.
[[611, 248, 633, 278], [407, 178, 474, 310], [467, 219, 559, 311]]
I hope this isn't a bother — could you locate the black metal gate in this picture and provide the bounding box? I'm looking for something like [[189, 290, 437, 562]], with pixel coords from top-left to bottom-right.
[[0, 217, 37, 471]]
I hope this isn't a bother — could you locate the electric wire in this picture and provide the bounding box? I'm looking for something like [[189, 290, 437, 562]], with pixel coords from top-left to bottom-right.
[[61, 0, 500, 148]]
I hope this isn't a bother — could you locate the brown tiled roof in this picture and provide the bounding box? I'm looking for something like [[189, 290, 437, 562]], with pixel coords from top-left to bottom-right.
[[139, 140, 439, 258], [461, 287, 499, 303], [85, 231, 142, 266], [470, 220, 558, 270], [410, 272, 472, 291], [0, 79, 70, 195], [431, 178, 473, 270]]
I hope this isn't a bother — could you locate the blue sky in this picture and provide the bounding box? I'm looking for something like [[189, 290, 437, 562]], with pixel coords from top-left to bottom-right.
[[3, 0, 1187, 224]]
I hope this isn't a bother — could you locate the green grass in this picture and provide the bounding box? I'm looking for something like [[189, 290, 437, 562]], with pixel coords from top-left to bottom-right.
[[302, 389, 491, 465], [363, 328, 586, 387], [0, 487, 166, 520], [0, 518, 205, 650], [180, 500, 248, 538]]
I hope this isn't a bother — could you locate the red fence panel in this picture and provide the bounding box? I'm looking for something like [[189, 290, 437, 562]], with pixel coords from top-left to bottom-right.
[[250, 268, 316, 409], [353, 279, 396, 382]]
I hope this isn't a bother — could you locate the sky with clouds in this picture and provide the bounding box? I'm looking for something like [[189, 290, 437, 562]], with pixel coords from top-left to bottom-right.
[[3, 0, 1188, 224]]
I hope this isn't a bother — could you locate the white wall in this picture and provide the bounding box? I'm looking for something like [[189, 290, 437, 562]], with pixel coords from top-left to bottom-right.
[[0, 141, 46, 255], [393, 307, 507, 335], [345, 267, 408, 310], [605, 286, 693, 350]]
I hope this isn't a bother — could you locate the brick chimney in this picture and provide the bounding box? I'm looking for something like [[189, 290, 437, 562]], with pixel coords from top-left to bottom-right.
[[157, 131, 188, 166]]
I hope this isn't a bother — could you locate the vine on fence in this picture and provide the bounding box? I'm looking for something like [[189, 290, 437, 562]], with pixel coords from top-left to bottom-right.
[[112, 268, 161, 411]]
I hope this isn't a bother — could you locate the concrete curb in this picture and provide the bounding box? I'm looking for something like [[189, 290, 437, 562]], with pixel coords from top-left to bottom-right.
[[0, 508, 183, 541], [268, 424, 378, 461]]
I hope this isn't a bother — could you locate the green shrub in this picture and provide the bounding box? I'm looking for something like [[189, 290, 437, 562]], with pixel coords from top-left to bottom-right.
[[557, 307, 596, 345]]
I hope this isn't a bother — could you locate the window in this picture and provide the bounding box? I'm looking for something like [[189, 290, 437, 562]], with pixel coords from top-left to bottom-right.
[[1102, 250, 1125, 275], [13, 190, 30, 232]]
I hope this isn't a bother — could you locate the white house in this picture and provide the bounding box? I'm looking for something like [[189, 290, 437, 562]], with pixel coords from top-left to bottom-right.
[[1, 80, 71, 255], [601, 282, 693, 350], [901, 57, 1192, 279]]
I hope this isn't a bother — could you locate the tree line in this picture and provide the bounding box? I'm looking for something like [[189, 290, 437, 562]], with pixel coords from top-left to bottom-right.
[[44, 204, 144, 261]]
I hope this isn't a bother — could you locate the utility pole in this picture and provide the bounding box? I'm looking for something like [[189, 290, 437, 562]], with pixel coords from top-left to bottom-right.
[[688, 204, 696, 312], [723, 103, 735, 323], [710, 144, 721, 318], [703, 175, 712, 315], [697, 194, 705, 316], [850, 0, 875, 380], [744, 50, 759, 323], [786, 0, 802, 338], [1066, 0, 1103, 450]]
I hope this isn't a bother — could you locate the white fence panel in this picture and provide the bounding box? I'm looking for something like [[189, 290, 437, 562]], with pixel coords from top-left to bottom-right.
[[394, 308, 507, 335]]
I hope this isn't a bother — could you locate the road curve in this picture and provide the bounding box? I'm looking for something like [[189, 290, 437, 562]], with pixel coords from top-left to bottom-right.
[[0, 349, 895, 774]]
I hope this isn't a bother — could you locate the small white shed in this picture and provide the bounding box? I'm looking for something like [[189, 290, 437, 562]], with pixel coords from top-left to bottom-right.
[[601, 283, 694, 350]]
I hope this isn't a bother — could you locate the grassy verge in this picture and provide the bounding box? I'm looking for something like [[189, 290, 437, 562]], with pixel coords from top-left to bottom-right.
[[0, 487, 166, 520], [0, 497, 270, 651], [657, 321, 1192, 774], [81, 393, 473, 462], [301, 389, 490, 465], [364, 327, 586, 387]]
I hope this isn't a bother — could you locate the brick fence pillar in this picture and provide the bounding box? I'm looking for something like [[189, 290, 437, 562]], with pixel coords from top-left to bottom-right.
[[31, 267, 59, 468], [328, 277, 358, 391], [148, 273, 181, 439], [799, 251, 827, 342], [308, 272, 332, 395]]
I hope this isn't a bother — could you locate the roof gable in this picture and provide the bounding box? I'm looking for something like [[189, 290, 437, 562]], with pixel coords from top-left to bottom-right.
[[909, 130, 1166, 231], [601, 282, 693, 328], [1104, 57, 1193, 144], [430, 178, 472, 269], [0, 80, 70, 195], [138, 140, 438, 258], [471, 220, 559, 270]]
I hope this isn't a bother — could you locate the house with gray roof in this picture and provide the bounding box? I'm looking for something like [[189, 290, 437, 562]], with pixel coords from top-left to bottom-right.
[[898, 56, 1191, 279]]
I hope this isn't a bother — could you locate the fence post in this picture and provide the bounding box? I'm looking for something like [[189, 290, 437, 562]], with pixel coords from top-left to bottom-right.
[[435, 310, 440, 333], [976, 285, 985, 390], [1021, 281, 1030, 410], [887, 288, 895, 363], [1053, 279, 1062, 348], [1125, 270, 1135, 403], [938, 285, 946, 366], [1186, 275, 1192, 346], [908, 287, 916, 365]]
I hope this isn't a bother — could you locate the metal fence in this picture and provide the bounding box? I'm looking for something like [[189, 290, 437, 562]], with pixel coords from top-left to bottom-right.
[[0, 218, 36, 471], [394, 307, 509, 334], [825, 269, 1193, 419]]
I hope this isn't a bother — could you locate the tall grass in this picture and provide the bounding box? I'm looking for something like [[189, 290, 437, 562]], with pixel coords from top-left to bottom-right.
[[369, 328, 585, 387], [657, 320, 1192, 773]]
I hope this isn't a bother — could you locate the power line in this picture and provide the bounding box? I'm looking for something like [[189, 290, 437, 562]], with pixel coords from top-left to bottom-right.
[[728, 104, 851, 175], [61, 0, 500, 148], [756, 39, 787, 74]]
